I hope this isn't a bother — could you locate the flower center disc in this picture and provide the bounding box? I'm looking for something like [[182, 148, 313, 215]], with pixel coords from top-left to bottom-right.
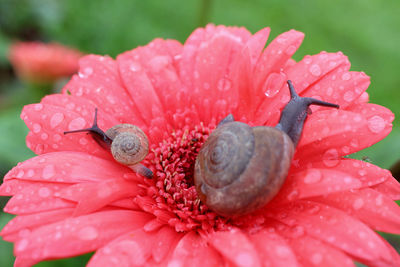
[[142, 123, 231, 232]]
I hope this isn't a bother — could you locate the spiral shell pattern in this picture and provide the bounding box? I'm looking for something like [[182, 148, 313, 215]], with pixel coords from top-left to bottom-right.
[[106, 124, 149, 165], [194, 122, 294, 216]]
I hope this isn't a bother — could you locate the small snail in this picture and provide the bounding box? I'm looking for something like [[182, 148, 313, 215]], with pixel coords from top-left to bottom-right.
[[194, 80, 339, 216], [64, 109, 153, 178]]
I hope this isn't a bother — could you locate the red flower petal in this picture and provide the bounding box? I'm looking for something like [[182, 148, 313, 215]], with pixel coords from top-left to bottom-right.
[[88, 228, 159, 267], [62, 55, 145, 126], [276, 226, 355, 267], [4, 182, 72, 215], [302, 70, 370, 110], [1, 208, 74, 241], [22, 96, 118, 157], [4, 152, 128, 183], [14, 210, 153, 266], [312, 188, 400, 234], [273, 168, 362, 203], [208, 228, 261, 267], [248, 229, 300, 267], [267, 201, 399, 266], [258, 52, 350, 126], [297, 103, 393, 162], [373, 176, 400, 200], [58, 178, 142, 216], [165, 231, 223, 267], [117, 39, 183, 140]]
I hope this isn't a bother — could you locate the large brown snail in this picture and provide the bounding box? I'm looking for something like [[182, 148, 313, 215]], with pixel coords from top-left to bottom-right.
[[194, 80, 339, 216], [64, 109, 153, 178]]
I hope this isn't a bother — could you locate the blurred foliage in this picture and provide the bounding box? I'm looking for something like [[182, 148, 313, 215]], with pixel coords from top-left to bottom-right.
[[0, 0, 399, 266]]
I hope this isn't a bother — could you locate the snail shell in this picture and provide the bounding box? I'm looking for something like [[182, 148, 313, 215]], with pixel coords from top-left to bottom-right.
[[106, 124, 149, 166], [194, 121, 294, 217]]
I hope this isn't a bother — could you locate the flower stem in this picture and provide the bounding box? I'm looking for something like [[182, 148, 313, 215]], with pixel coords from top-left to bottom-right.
[[198, 0, 213, 26]]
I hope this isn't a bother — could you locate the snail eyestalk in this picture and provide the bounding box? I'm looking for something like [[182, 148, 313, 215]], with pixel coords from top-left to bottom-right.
[[275, 80, 339, 147], [63, 108, 113, 148], [63, 108, 153, 179]]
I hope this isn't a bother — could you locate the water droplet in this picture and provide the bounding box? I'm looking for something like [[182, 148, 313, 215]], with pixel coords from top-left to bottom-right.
[[107, 95, 116, 104], [217, 78, 232, 92], [353, 198, 364, 210], [344, 176, 353, 184], [38, 187, 51, 198], [50, 113, 64, 129], [129, 62, 142, 72], [275, 245, 291, 257], [34, 104, 43, 111], [341, 146, 350, 154], [83, 67, 93, 77], [375, 195, 383, 206], [54, 231, 62, 240], [235, 252, 254, 266], [323, 149, 340, 167], [66, 103, 75, 110], [285, 45, 297, 55], [304, 169, 322, 184], [343, 91, 354, 102], [26, 169, 35, 177], [40, 133, 48, 140], [263, 73, 283, 98], [341, 73, 351, 81], [16, 239, 29, 252], [79, 138, 88, 145], [203, 82, 210, 89], [309, 64, 321, 76], [42, 164, 55, 179], [286, 190, 299, 201], [16, 170, 25, 178], [68, 117, 86, 131], [79, 226, 99, 240], [53, 134, 62, 142], [33, 123, 41, 133], [358, 170, 367, 176], [311, 253, 323, 264], [367, 115, 385, 133]]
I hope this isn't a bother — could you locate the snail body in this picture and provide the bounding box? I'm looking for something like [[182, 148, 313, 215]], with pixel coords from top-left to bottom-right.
[[194, 80, 339, 216], [64, 109, 152, 178]]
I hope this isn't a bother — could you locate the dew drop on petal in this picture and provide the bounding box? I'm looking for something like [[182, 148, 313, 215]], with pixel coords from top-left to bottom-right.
[[309, 64, 321, 76], [375, 195, 383, 206], [50, 113, 64, 129], [78, 226, 99, 240], [16, 239, 29, 252], [38, 187, 51, 198], [353, 198, 364, 210], [304, 169, 322, 184], [34, 104, 43, 111], [341, 73, 351, 81], [68, 117, 86, 131], [323, 149, 340, 167], [42, 164, 55, 179], [217, 78, 232, 92], [367, 115, 385, 133], [235, 252, 254, 266], [311, 253, 323, 264], [53, 134, 62, 142], [41, 133, 48, 140], [343, 91, 354, 102], [33, 123, 41, 133], [26, 169, 35, 177], [129, 62, 142, 72], [79, 138, 88, 145], [275, 245, 291, 258], [285, 45, 297, 55]]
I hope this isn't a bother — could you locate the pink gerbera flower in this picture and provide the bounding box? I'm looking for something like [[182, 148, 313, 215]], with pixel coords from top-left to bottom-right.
[[1, 25, 400, 266], [8, 41, 83, 83]]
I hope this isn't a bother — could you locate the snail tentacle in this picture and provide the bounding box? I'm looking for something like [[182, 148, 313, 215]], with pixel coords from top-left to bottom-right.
[[276, 80, 340, 146], [64, 108, 112, 149]]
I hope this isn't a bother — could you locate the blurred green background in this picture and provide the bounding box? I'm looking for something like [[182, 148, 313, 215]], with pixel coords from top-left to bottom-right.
[[0, 0, 399, 266]]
